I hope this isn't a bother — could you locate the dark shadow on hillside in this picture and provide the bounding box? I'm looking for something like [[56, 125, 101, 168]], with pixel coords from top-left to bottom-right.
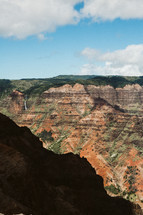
[[0, 113, 142, 215]]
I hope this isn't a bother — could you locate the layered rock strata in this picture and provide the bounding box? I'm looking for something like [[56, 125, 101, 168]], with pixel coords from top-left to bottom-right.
[[0, 113, 140, 215], [0, 83, 143, 209]]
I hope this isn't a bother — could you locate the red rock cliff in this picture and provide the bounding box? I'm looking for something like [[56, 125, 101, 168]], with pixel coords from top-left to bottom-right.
[[0, 84, 143, 209], [0, 113, 140, 215]]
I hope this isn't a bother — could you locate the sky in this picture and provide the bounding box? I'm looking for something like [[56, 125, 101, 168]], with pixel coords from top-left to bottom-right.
[[1, 0, 143, 79]]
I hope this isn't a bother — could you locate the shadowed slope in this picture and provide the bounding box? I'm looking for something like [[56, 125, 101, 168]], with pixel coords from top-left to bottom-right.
[[0, 113, 141, 215]]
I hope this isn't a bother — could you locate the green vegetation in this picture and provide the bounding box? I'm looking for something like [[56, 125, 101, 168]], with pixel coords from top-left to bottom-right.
[[105, 184, 121, 195], [37, 130, 54, 142], [122, 189, 137, 202], [1, 75, 143, 99], [54, 75, 96, 80], [0, 79, 13, 97], [82, 103, 92, 117], [104, 115, 138, 165], [73, 131, 91, 155], [105, 182, 137, 202], [124, 166, 139, 194], [73, 137, 84, 155], [47, 126, 71, 154], [11, 79, 39, 92], [0, 108, 13, 118]]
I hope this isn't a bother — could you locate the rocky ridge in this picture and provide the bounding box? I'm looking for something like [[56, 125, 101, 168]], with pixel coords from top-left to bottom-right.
[[0, 83, 143, 209], [0, 113, 141, 215]]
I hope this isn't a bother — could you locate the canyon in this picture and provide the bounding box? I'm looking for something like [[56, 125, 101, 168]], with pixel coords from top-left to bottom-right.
[[0, 77, 143, 210], [0, 112, 141, 215]]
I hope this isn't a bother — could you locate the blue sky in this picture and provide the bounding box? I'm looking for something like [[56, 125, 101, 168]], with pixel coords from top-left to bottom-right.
[[0, 0, 143, 79]]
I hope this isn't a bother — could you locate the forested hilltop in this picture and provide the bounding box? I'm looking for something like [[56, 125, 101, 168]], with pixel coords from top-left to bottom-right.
[[1, 75, 143, 98]]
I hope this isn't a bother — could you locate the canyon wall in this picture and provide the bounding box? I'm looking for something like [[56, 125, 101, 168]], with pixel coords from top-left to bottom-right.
[[0, 113, 140, 215], [0, 83, 143, 209]]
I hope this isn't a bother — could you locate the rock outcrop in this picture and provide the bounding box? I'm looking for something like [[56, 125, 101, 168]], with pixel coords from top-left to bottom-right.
[[0, 84, 143, 209], [0, 113, 140, 215]]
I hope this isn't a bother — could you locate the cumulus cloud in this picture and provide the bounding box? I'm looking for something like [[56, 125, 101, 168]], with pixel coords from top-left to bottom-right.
[[80, 44, 143, 76], [1, 0, 143, 38], [0, 0, 82, 39], [80, 63, 142, 76], [81, 0, 143, 21]]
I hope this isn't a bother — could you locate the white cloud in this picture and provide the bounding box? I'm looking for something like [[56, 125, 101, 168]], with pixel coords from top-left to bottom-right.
[[37, 33, 49, 41], [80, 64, 93, 75], [81, 48, 101, 60], [80, 44, 143, 76], [81, 0, 143, 21], [80, 64, 142, 76], [0, 0, 82, 39], [1, 0, 143, 39]]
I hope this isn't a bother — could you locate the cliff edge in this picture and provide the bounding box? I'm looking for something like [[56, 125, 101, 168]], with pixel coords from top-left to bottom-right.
[[0, 113, 141, 215]]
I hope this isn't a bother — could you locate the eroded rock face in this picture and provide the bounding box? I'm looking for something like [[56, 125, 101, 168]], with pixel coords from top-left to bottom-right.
[[0, 84, 143, 209], [86, 84, 143, 109], [0, 113, 139, 215], [0, 90, 24, 115]]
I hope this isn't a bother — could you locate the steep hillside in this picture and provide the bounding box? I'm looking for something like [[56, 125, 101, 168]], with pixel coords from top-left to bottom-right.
[[0, 78, 143, 209], [0, 113, 140, 215], [1, 75, 143, 98]]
